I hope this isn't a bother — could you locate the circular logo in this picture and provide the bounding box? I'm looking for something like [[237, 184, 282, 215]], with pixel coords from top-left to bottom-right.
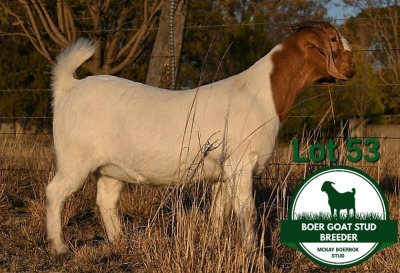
[[280, 166, 397, 269]]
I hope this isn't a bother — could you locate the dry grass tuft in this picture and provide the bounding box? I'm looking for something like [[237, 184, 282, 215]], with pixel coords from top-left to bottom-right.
[[0, 133, 399, 272]]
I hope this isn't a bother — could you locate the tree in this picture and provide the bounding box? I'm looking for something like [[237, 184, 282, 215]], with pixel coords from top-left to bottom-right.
[[178, 0, 328, 88], [1, 0, 162, 75], [146, 0, 188, 89], [0, 0, 331, 126], [0, 35, 52, 129], [343, 0, 400, 82], [342, 0, 400, 115]]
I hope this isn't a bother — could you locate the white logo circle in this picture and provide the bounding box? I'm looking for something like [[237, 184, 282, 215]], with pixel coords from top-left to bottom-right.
[[288, 166, 389, 268]]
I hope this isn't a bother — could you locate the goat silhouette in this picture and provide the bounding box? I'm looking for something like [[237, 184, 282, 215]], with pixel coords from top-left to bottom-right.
[[321, 181, 356, 219]]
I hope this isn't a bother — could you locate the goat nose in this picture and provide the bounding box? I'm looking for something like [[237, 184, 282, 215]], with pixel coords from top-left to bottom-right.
[[337, 57, 356, 80], [343, 53, 356, 79], [344, 62, 356, 79], [345, 59, 356, 79]]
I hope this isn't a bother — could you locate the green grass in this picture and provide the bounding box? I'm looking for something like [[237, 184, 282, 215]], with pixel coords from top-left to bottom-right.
[[295, 212, 385, 221]]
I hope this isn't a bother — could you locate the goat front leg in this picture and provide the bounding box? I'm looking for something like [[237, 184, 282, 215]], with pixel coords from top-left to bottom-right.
[[229, 163, 257, 252], [210, 181, 232, 235], [229, 162, 269, 268], [96, 176, 123, 242]]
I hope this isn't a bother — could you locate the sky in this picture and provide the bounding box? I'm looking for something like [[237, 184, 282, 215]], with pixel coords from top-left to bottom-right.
[[325, 0, 359, 22]]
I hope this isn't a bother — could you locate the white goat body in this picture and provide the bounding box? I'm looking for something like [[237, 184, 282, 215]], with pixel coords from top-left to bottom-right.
[[52, 40, 279, 186], [46, 20, 355, 255]]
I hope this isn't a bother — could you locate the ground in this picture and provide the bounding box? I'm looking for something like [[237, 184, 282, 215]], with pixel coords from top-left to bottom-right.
[[0, 134, 399, 272]]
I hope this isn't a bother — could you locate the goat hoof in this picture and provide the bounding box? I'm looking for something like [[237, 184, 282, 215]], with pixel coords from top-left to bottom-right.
[[247, 251, 270, 269], [49, 240, 69, 254], [54, 244, 69, 255], [257, 253, 271, 269]]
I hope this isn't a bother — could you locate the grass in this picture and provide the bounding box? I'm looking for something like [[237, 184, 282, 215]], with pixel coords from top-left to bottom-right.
[[0, 132, 399, 272], [295, 212, 385, 221]]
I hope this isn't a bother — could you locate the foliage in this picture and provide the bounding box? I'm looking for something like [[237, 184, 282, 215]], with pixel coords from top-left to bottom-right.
[[0, 0, 162, 75], [0, 35, 51, 128], [179, 0, 328, 88], [281, 2, 400, 138], [0, 0, 328, 122], [342, 1, 400, 116], [1, 0, 399, 132]]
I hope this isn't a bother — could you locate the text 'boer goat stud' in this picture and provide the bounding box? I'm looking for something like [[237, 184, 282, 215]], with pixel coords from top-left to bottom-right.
[[46, 20, 355, 254]]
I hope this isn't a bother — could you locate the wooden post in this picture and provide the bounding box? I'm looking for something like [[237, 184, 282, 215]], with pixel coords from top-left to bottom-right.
[[146, 0, 188, 89]]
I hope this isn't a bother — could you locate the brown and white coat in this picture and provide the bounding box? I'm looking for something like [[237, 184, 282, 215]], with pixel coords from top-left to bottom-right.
[[46, 21, 356, 256]]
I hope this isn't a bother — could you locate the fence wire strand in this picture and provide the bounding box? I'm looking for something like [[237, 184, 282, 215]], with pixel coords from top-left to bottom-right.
[[1, 12, 400, 177]]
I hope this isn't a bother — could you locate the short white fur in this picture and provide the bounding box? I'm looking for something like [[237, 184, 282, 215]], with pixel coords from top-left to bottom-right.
[[46, 38, 281, 254], [47, 23, 355, 255]]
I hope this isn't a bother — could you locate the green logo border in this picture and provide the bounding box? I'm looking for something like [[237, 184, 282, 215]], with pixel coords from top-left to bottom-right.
[[281, 165, 397, 269]]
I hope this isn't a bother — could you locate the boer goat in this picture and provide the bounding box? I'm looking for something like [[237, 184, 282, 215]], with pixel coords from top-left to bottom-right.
[[321, 181, 356, 219], [46, 20, 356, 254]]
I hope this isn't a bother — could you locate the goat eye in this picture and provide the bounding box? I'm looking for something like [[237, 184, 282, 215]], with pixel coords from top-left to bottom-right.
[[330, 37, 337, 43]]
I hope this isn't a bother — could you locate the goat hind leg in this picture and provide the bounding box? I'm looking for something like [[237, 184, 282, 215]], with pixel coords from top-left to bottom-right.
[[46, 171, 87, 253], [96, 176, 123, 242]]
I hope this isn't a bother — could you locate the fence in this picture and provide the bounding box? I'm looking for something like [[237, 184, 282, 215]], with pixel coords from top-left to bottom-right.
[[1, 114, 399, 226], [1, 13, 400, 197], [1, 110, 400, 174]]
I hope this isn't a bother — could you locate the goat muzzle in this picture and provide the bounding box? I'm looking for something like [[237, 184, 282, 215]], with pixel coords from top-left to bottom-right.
[[337, 51, 356, 80]]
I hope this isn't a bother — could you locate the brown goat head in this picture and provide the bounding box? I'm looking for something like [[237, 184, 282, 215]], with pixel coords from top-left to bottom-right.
[[285, 20, 356, 84]]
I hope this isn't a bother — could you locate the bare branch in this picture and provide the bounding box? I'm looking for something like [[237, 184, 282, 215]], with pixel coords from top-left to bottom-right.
[[117, 0, 161, 59], [31, 0, 69, 47], [63, 1, 76, 42], [101, 0, 112, 12], [57, 1, 65, 33], [87, 1, 102, 74], [4, 0, 163, 75], [144, 0, 149, 23], [20, 0, 52, 60], [2, 2, 52, 61], [109, 25, 149, 74], [104, 5, 130, 70]]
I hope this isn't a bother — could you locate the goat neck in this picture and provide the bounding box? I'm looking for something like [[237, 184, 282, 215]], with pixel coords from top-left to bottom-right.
[[267, 29, 354, 121], [268, 38, 322, 121]]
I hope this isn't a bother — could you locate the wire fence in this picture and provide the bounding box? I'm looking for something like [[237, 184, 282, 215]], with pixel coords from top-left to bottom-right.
[[1, 114, 400, 173], [1, 11, 400, 184]]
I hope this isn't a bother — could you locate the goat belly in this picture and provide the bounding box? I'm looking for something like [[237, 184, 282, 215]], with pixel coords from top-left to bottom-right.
[[98, 156, 222, 186], [98, 164, 149, 185], [98, 164, 179, 186]]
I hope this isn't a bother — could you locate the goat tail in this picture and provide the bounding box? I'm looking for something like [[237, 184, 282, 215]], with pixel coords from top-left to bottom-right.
[[51, 38, 97, 105], [352, 188, 356, 195]]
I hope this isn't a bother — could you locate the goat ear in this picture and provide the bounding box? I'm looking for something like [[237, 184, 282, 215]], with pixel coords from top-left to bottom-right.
[[306, 33, 349, 81]]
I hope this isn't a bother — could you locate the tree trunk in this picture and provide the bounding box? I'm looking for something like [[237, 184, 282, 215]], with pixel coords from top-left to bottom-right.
[[146, 0, 188, 89]]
